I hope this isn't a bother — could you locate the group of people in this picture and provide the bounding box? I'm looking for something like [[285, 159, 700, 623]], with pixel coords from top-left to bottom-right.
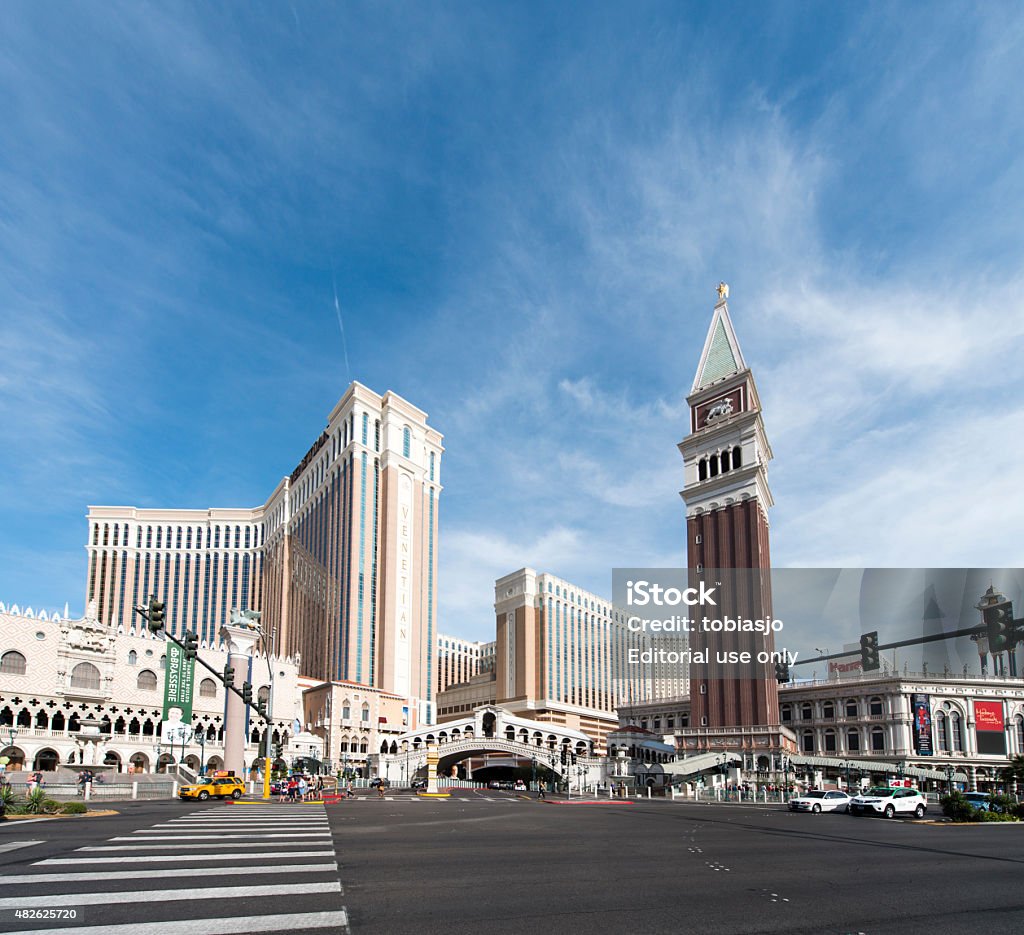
[[278, 773, 324, 802]]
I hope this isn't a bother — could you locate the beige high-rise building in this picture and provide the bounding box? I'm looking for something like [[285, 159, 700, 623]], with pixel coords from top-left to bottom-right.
[[85, 382, 443, 725]]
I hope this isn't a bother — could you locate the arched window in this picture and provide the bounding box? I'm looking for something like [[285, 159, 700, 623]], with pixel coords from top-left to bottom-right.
[[361, 703, 370, 723], [137, 669, 158, 691], [869, 696, 883, 716], [709, 454, 719, 477], [870, 727, 885, 752], [822, 701, 835, 720], [70, 662, 101, 690], [128, 650, 137, 666], [0, 651, 26, 675], [720, 449, 731, 472], [845, 699, 858, 718], [935, 712, 948, 752], [824, 729, 837, 753], [733, 445, 742, 468], [51, 711, 65, 731], [801, 731, 814, 753], [403, 427, 411, 458], [780, 704, 792, 722], [1016, 715, 1024, 753], [846, 728, 860, 752], [801, 703, 813, 720], [35, 709, 48, 728], [342, 700, 351, 720], [950, 713, 963, 752], [199, 678, 217, 699], [257, 686, 270, 704]]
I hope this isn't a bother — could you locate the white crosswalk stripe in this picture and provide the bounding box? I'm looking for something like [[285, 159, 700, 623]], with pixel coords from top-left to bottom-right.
[[9, 804, 348, 934]]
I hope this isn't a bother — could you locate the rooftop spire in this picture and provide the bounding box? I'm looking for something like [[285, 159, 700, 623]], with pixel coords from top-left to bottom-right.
[[691, 282, 747, 392]]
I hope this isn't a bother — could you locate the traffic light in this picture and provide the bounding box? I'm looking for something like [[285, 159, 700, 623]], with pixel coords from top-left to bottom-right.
[[147, 597, 165, 632], [241, 681, 253, 706], [273, 743, 282, 759], [560, 747, 567, 765], [774, 660, 790, 683], [222, 663, 235, 688], [182, 631, 199, 661], [860, 631, 880, 672], [571, 753, 577, 765], [984, 601, 1015, 653], [255, 699, 268, 720]]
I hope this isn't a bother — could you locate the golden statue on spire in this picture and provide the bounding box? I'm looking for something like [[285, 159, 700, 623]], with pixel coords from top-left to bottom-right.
[[716, 281, 730, 301]]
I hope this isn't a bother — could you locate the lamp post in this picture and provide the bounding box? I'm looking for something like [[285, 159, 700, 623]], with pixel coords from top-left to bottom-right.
[[945, 764, 956, 795], [531, 757, 537, 793], [153, 742, 163, 775], [781, 755, 790, 801], [196, 730, 207, 775], [843, 760, 853, 793], [717, 753, 729, 794]]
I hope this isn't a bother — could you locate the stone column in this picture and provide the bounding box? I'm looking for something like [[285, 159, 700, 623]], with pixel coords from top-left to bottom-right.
[[221, 620, 260, 778]]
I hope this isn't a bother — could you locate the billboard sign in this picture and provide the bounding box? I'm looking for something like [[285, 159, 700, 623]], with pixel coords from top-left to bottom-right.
[[911, 694, 933, 756], [161, 641, 196, 741], [974, 700, 1006, 756]]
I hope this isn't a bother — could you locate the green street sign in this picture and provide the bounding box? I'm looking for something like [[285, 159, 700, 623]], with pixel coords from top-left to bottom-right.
[[162, 640, 196, 725]]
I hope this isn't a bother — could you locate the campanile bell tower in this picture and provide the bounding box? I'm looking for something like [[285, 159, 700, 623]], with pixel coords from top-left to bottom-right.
[[679, 284, 786, 749]]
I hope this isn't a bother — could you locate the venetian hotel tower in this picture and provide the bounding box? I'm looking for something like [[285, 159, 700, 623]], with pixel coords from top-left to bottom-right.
[[85, 382, 443, 726]]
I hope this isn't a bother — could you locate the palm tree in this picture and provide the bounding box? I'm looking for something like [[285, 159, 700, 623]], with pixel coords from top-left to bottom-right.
[[999, 755, 1024, 789]]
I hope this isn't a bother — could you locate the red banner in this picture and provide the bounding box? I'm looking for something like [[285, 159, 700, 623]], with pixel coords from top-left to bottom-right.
[[975, 700, 1004, 732]]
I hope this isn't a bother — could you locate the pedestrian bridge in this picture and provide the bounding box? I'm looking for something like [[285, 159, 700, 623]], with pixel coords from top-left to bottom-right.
[[368, 705, 603, 785]]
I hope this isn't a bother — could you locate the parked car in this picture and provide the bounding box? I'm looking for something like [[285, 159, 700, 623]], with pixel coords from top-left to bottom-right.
[[788, 790, 853, 813], [411, 778, 427, 790], [962, 792, 1006, 812], [850, 786, 927, 819]]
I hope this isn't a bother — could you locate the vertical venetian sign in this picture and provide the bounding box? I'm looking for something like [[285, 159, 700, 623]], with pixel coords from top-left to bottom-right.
[[162, 640, 196, 724], [911, 694, 932, 756], [394, 473, 413, 696], [974, 700, 1006, 756]]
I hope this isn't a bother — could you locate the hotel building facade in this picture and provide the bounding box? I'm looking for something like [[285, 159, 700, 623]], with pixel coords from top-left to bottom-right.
[[436, 567, 688, 750], [84, 382, 443, 726]]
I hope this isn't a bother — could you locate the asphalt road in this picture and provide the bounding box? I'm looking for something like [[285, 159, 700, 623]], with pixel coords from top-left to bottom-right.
[[4, 794, 1024, 934], [0, 798, 348, 934], [330, 792, 1024, 935]]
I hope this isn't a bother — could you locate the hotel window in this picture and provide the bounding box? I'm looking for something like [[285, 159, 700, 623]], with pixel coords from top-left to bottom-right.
[[362, 413, 368, 445], [845, 699, 858, 718], [403, 427, 411, 458], [824, 729, 837, 752], [70, 662, 101, 690], [802, 732, 814, 753], [950, 713, 963, 752], [781, 704, 792, 722], [869, 696, 883, 716], [0, 651, 27, 675], [361, 703, 370, 722], [375, 420, 380, 452], [176, 527, 182, 549], [128, 650, 137, 666], [200, 678, 217, 699], [429, 451, 435, 480], [847, 729, 860, 751], [870, 727, 885, 751]]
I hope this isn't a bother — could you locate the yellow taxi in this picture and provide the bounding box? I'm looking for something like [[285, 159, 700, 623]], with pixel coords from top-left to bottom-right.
[[179, 771, 246, 801]]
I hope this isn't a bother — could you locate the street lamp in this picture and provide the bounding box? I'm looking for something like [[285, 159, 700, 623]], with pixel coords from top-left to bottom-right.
[[843, 760, 853, 793], [945, 764, 956, 795], [153, 742, 163, 774], [196, 729, 207, 775], [531, 757, 537, 793]]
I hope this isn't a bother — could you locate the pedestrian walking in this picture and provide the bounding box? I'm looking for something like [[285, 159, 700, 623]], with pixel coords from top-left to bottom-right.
[[297, 775, 308, 802]]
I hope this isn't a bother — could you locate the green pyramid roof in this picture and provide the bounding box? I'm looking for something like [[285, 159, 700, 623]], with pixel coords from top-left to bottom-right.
[[697, 318, 739, 387]]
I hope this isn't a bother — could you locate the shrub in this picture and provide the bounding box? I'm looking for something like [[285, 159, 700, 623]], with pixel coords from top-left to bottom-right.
[[990, 794, 1017, 815], [978, 809, 1018, 822], [940, 791, 978, 822], [60, 802, 88, 815], [23, 787, 61, 815]]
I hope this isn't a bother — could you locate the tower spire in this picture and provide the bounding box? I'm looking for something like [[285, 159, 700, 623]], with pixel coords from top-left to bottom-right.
[[692, 282, 747, 393]]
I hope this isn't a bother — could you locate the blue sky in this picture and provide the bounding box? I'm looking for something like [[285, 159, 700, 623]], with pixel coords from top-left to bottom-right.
[[2, 3, 1023, 642]]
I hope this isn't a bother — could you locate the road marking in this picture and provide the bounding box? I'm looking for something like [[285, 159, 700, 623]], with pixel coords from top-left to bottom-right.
[[35, 852, 331, 864], [0, 839, 43, 854], [0, 862, 339, 884], [0, 881, 341, 910], [117, 833, 330, 840], [73, 840, 337, 853], [10, 909, 350, 935]]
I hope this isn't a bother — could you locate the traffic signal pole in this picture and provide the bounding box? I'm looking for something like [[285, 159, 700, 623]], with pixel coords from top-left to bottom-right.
[[791, 623, 1013, 667]]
